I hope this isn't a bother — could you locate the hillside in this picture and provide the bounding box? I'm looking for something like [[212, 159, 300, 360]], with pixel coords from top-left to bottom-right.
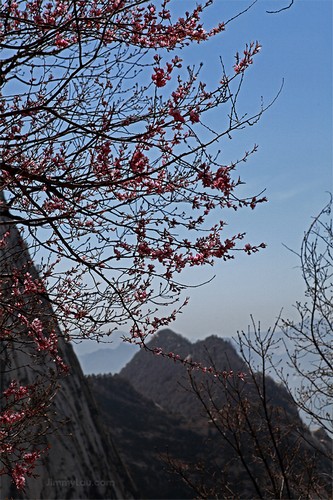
[[112, 329, 332, 498], [88, 373, 208, 499]]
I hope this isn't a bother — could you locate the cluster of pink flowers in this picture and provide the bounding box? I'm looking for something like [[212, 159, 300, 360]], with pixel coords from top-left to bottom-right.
[[1, 0, 225, 52], [43, 196, 68, 213], [0, 375, 51, 488], [130, 149, 150, 174], [3, 381, 29, 402], [234, 41, 262, 74], [0, 410, 26, 426], [55, 32, 70, 48], [23, 272, 46, 295], [189, 109, 200, 123], [168, 108, 185, 123], [127, 2, 224, 48], [0, 230, 10, 249], [244, 242, 266, 254], [152, 55, 182, 88], [10, 450, 43, 490], [11, 464, 27, 490], [152, 66, 172, 88], [197, 163, 233, 194]]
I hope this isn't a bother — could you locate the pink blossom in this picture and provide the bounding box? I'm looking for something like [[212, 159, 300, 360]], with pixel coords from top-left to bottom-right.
[[189, 110, 200, 123], [234, 41, 262, 73], [0, 410, 25, 425], [12, 464, 27, 490], [23, 451, 41, 465], [55, 33, 70, 48], [3, 381, 29, 402], [152, 67, 170, 87], [168, 108, 185, 123]]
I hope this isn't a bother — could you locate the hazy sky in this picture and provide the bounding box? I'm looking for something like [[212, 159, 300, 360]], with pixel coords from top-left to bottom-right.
[[74, 0, 332, 355]]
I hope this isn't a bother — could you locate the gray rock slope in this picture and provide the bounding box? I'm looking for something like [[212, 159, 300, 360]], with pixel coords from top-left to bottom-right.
[[0, 201, 133, 499]]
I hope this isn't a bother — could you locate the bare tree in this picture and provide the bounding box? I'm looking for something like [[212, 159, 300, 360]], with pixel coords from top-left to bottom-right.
[[168, 202, 333, 498], [170, 321, 332, 499], [280, 197, 333, 434]]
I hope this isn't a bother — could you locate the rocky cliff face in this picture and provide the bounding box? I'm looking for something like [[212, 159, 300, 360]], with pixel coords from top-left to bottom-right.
[[0, 209, 132, 499]]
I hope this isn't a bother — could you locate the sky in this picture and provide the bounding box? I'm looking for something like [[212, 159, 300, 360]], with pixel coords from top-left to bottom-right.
[[74, 0, 332, 355]]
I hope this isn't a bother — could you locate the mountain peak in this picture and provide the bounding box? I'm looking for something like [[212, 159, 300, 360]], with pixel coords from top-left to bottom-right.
[[119, 328, 246, 422], [147, 328, 191, 349]]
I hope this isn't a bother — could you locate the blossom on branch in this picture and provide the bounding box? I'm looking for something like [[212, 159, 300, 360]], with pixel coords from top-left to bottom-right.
[[0, 0, 268, 488]]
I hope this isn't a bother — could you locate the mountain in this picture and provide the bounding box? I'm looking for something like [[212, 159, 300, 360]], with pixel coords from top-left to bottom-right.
[[120, 328, 246, 423], [114, 329, 332, 498], [0, 204, 133, 499], [77, 342, 139, 375]]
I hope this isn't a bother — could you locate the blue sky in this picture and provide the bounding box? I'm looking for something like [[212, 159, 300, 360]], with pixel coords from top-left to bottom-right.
[[74, 0, 332, 355], [171, 0, 332, 340]]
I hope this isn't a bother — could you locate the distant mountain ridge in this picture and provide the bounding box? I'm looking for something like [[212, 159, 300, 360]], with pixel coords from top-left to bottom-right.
[[77, 341, 139, 375], [88, 373, 206, 499]]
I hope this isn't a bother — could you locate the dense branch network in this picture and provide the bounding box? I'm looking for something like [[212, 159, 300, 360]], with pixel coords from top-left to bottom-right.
[[0, 0, 269, 488], [0, 0, 266, 342]]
